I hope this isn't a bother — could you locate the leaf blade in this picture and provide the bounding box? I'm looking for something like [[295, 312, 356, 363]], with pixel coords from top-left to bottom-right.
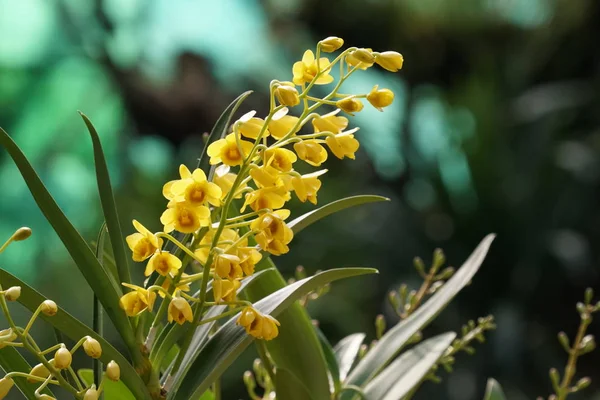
[[275, 368, 315, 400], [483, 378, 507, 400], [333, 333, 365, 383], [79, 369, 135, 400]]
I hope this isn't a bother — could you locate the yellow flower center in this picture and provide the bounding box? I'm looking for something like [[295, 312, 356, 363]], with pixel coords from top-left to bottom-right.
[[186, 183, 206, 204], [178, 209, 194, 227], [225, 145, 242, 163]]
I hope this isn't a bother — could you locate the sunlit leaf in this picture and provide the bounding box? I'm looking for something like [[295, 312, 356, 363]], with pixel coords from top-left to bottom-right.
[[79, 369, 135, 400], [344, 234, 495, 392], [363, 332, 456, 400], [334, 333, 365, 383], [172, 267, 377, 400], [483, 378, 507, 400], [316, 328, 341, 393]]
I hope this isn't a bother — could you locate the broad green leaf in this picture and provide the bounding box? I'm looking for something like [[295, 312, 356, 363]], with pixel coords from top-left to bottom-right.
[[200, 90, 252, 178], [363, 332, 456, 400], [198, 391, 215, 400], [244, 257, 332, 400], [316, 328, 341, 393], [172, 267, 377, 400], [79, 369, 135, 400], [333, 333, 365, 383], [483, 378, 507, 400], [344, 234, 495, 392], [275, 368, 314, 400], [80, 112, 131, 286], [0, 128, 142, 366], [0, 269, 151, 400], [288, 195, 389, 234], [0, 347, 46, 399]]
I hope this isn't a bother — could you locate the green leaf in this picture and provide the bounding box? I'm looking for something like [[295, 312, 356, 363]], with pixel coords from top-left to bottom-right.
[[80, 112, 131, 286], [200, 90, 252, 178], [171, 267, 377, 400], [363, 332, 456, 400], [316, 328, 341, 393], [288, 195, 389, 235], [483, 378, 507, 400], [0, 347, 46, 399], [0, 127, 142, 366], [79, 369, 135, 400], [0, 269, 151, 400], [275, 368, 314, 400], [344, 234, 495, 391], [333, 333, 365, 383]]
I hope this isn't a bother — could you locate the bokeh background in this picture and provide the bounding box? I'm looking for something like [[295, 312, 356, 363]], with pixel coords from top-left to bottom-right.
[[1, 0, 599, 399]]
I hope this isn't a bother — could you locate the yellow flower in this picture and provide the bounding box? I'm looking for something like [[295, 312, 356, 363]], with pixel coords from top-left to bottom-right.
[[238, 247, 262, 276], [213, 278, 241, 303], [256, 315, 280, 341], [160, 202, 210, 233], [163, 165, 222, 207], [291, 170, 326, 205], [0, 377, 13, 399], [237, 306, 260, 329], [319, 36, 344, 53], [236, 307, 280, 340], [250, 210, 294, 255], [238, 116, 270, 140], [367, 85, 394, 111], [350, 48, 375, 64], [159, 273, 191, 298], [346, 48, 374, 70], [336, 97, 364, 115], [126, 220, 163, 262], [213, 165, 240, 199], [268, 115, 299, 140], [264, 148, 297, 172], [312, 110, 348, 134], [0, 329, 17, 350], [214, 253, 243, 279], [374, 51, 404, 72], [119, 283, 156, 316], [168, 296, 193, 325], [207, 133, 254, 166], [293, 140, 328, 167], [242, 186, 290, 212], [274, 83, 300, 107], [292, 50, 334, 86], [145, 251, 182, 276], [83, 337, 102, 359], [326, 131, 360, 160], [250, 165, 281, 188]]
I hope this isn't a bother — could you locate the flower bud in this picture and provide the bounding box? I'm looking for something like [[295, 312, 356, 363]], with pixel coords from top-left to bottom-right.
[[12, 227, 32, 241], [366, 86, 394, 111], [4, 286, 20, 302], [319, 36, 344, 52], [41, 300, 58, 316], [374, 51, 404, 72], [336, 97, 364, 115], [0, 329, 17, 350], [106, 360, 120, 381], [0, 377, 13, 399], [351, 48, 375, 64], [557, 332, 570, 352], [83, 386, 99, 400], [54, 347, 72, 370], [575, 377, 591, 390], [83, 337, 102, 359], [243, 371, 256, 391], [38, 395, 56, 400], [375, 314, 386, 339], [28, 363, 50, 383], [274, 84, 300, 107]]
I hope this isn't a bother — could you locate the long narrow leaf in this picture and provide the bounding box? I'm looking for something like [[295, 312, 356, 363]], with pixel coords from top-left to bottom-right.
[[172, 267, 377, 400], [275, 368, 314, 400], [316, 328, 341, 393], [483, 378, 507, 400], [288, 195, 389, 234], [363, 332, 456, 400], [344, 234, 495, 391], [80, 112, 131, 286], [333, 333, 365, 383], [0, 269, 151, 399], [0, 128, 142, 366], [0, 347, 45, 399]]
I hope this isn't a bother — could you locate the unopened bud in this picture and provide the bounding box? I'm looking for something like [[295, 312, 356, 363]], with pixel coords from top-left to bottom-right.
[[243, 371, 256, 391], [584, 288, 594, 305], [374, 51, 404, 72], [83, 337, 102, 359], [106, 360, 120, 381], [274, 84, 300, 107], [375, 314, 386, 339], [4, 286, 20, 302], [413, 257, 426, 277], [351, 48, 375, 64], [579, 335, 596, 354], [558, 332, 570, 352], [28, 363, 51, 383], [0, 329, 17, 350], [295, 265, 307, 280], [54, 346, 72, 370], [0, 377, 13, 398], [358, 343, 368, 359], [336, 97, 364, 115], [41, 300, 58, 316], [432, 248, 445, 271], [319, 37, 344, 53], [83, 386, 99, 400], [435, 267, 455, 281], [388, 291, 400, 311], [12, 227, 32, 242], [549, 368, 560, 389], [38, 395, 56, 400], [576, 302, 586, 315], [575, 377, 591, 390]]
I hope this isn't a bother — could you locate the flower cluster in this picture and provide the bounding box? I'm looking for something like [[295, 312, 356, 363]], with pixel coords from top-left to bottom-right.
[[120, 37, 403, 342]]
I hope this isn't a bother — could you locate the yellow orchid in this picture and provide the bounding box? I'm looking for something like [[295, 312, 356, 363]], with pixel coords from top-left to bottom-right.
[[159, 273, 191, 298], [346, 48, 374, 70], [238, 247, 262, 276], [207, 133, 254, 166], [168, 296, 193, 325], [274, 83, 300, 107], [213, 253, 243, 280], [312, 110, 348, 134], [374, 51, 404, 72], [250, 165, 281, 188], [145, 251, 182, 277], [213, 278, 241, 303], [291, 170, 326, 205], [119, 283, 156, 317], [160, 201, 210, 233], [264, 148, 297, 172], [163, 165, 222, 207], [293, 140, 328, 166], [212, 164, 240, 199], [367, 85, 394, 111], [268, 115, 300, 140], [326, 131, 360, 160], [126, 220, 163, 262], [236, 307, 280, 340], [238, 115, 270, 140], [250, 210, 294, 255], [242, 186, 290, 212], [292, 50, 334, 86], [336, 97, 364, 115], [195, 228, 241, 264]]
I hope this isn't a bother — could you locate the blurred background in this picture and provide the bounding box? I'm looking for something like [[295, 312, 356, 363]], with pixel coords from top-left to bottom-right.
[[1, 0, 599, 399]]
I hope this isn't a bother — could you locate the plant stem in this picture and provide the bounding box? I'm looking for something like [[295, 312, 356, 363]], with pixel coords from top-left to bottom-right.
[[255, 340, 277, 385], [557, 316, 591, 399]]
